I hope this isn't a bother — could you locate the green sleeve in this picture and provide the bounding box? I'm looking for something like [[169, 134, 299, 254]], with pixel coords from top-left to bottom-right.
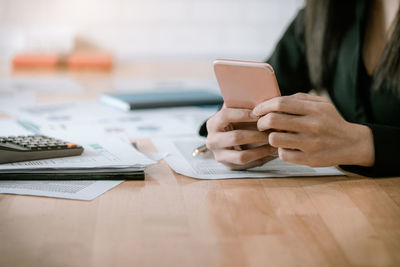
[[267, 8, 312, 95]]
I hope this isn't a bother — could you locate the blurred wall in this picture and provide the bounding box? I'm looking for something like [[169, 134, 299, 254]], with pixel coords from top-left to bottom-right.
[[0, 0, 304, 62]]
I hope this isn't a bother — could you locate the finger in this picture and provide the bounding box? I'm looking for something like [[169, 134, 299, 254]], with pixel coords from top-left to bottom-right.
[[268, 132, 304, 150], [252, 95, 313, 117], [257, 112, 308, 132], [231, 121, 259, 131], [241, 141, 278, 153], [207, 108, 258, 132], [222, 155, 277, 170], [278, 148, 306, 165], [206, 130, 269, 150], [214, 145, 276, 165], [292, 92, 330, 103]]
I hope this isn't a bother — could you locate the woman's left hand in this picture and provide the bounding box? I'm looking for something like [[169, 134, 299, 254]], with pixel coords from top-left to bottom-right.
[[252, 93, 375, 167]]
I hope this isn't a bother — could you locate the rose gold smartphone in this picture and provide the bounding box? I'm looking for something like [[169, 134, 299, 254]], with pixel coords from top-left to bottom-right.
[[213, 59, 281, 109]]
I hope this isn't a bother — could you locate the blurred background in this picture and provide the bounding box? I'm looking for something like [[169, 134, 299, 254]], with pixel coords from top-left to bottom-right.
[[0, 0, 304, 63], [0, 0, 306, 164]]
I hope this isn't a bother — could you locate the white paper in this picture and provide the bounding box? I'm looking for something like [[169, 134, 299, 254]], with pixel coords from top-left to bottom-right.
[[0, 89, 36, 111], [0, 118, 33, 136], [152, 137, 345, 179], [114, 78, 219, 92], [0, 131, 151, 201], [0, 77, 84, 113], [5, 101, 218, 138], [0, 180, 123, 200], [4, 101, 120, 125], [0, 137, 155, 171], [0, 76, 84, 93]]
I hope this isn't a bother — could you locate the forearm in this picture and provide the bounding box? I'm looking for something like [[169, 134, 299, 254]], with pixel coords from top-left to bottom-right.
[[345, 123, 375, 167], [340, 123, 400, 177]]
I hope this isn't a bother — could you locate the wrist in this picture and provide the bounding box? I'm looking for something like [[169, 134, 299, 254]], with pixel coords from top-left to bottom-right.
[[348, 123, 375, 167]]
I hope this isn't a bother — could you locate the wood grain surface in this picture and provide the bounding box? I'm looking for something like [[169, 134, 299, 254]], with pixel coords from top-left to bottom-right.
[[0, 63, 399, 267]]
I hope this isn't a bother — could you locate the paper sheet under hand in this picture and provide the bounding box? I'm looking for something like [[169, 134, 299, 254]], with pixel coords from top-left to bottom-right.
[[0, 180, 123, 200], [152, 137, 345, 179]]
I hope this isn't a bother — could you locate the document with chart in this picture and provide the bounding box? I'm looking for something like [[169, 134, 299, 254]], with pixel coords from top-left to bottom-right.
[[0, 120, 155, 200], [0, 137, 154, 171], [152, 137, 344, 179], [0, 135, 155, 200]]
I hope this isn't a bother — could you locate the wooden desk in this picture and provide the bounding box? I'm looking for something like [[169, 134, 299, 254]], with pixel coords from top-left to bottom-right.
[[1, 62, 400, 267]]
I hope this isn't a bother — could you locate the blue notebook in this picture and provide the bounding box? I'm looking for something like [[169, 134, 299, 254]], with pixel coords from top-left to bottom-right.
[[100, 90, 223, 111]]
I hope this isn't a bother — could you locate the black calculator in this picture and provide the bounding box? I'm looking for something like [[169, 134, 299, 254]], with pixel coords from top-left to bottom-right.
[[0, 135, 84, 164]]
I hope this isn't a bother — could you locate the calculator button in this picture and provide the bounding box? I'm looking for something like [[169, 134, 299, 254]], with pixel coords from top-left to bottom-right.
[[0, 134, 84, 163]]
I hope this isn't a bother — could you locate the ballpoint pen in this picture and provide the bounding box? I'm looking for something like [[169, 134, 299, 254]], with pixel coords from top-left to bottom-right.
[[192, 144, 209, 157]]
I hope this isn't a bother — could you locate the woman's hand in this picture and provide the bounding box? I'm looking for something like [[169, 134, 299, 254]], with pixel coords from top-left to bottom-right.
[[206, 105, 278, 170], [252, 93, 375, 167]]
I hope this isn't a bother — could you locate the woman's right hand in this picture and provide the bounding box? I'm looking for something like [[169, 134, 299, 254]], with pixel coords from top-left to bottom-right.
[[206, 105, 278, 170]]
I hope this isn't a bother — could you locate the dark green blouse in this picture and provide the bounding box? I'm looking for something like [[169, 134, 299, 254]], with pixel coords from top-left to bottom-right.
[[268, 2, 400, 176]]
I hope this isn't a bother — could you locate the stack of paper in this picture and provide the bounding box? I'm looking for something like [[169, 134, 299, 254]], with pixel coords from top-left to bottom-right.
[[0, 138, 155, 180]]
